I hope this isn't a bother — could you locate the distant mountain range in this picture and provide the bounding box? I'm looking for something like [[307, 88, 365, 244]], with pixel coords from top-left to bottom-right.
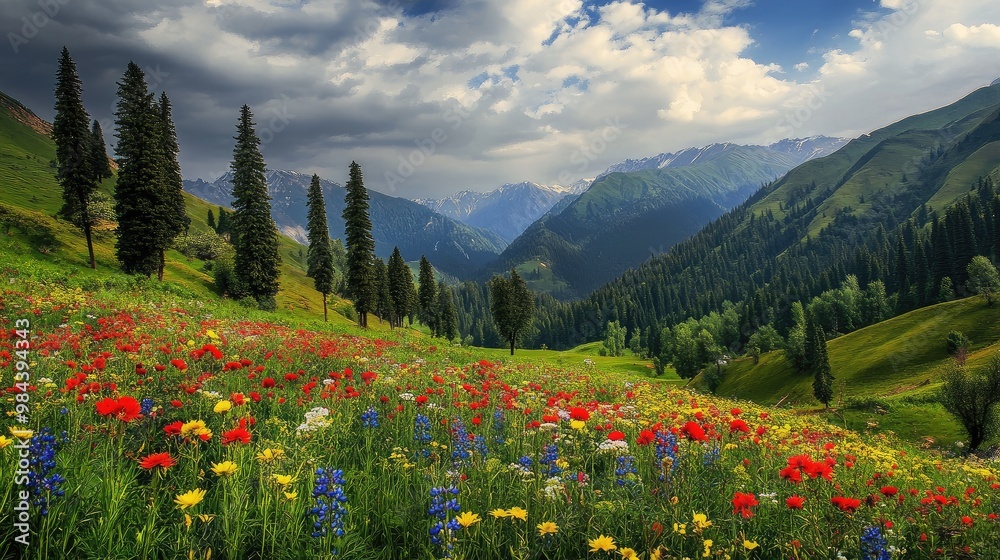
[[183, 170, 507, 278], [478, 138, 848, 298], [414, 179, 591, 242]]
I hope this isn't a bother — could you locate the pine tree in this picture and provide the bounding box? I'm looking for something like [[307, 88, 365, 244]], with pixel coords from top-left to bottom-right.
[[207, 208, 216, 231], [811, 326, 834, 407], [88, 119, 112, 181], [801, 312, 820, 373], [216, 206, 230, 236], [305, 174, 336, 321], [489, 269, 535, 355], [342, 161, 376, 327], [113, 62, 167, 276], [155, 92, 188, 281], [387, 247, 414, 329], [435, 280, 458, 340], [229, 105, 281, 308], [418, 255, 438, 331], [53, 47, 98, 269], [374, 258, 392, 324]]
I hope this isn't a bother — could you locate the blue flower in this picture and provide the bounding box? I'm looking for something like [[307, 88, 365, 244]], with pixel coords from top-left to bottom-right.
[[540, 443, 561, 476], [654, 430, 678, 482], [26, 428, 64, 516], [310, 467, 349, 539], [140, 397, 154, 416], [615, 455, 638, 486], [491, 408, 506, 445], [860, 525, 891, 560], [361, 406, 379, 428]]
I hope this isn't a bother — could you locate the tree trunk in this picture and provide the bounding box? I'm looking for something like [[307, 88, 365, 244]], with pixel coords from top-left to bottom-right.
[[323, 293, 328, 322], [510, 337, 515, 356], [157, 249, 165, 282], [78, 192, 96, 269]]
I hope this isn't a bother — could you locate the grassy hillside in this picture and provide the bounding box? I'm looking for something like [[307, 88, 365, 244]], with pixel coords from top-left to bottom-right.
[[0, 89, 378, 330], [711, 296, 1000, 447]]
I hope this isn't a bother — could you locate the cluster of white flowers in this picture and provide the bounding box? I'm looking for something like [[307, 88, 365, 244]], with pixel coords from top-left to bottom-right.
[[597, 439, 630, 454], [399, 392, 415, 401], [543, 476, 565, 500], [322, 378, 337, 386], [296, 406, 331, 433], [539, 422, 559, 432], [507, 463, 533, 479], [198, 389, 223, 399]]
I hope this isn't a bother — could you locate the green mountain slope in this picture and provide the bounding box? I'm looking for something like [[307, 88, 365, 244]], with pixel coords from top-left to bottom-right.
[[711, 296, 1000, 447], [483, 146, 802, 298], [0, 90, 367, 326]]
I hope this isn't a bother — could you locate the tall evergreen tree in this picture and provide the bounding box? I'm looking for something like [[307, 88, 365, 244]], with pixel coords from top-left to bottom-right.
[[418, 256, 438, 331], [216, 206, 230, 236], [801, 312, 820, 373], [155, 92, 188, 281], [436, 280, 458, 340], [387, 247, 414, 329], [489, 269, 535, 355], [305, 174, 336, 321], [374, 258, 393, 324], [811, 327, 834, 407], [113, 62, 167, 276], [88, 119, 112, 181], [342, 161, 376, 328], [229, 105, 281, 307], [53, 47, 98, 269], [207, 208, 216, 231]]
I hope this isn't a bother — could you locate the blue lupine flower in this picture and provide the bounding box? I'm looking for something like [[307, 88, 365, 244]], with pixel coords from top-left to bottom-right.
[[361, 407, 379, 428], [540, 443, 561, 476], [414, 414, 432, 458], [861, 525, 891, 560], [518, 455, 533, 470], [140, 397, 154, 416], [491, 409, 506, 445], [26, 428, 65, 516], [655, 430, 678, 482], [473, 434, 488, 458], [703, 445, 720, 466], [450, 418, 471, 468], [615, 455, 638, 486], [428, 486, 460, 554], [310, 467, 349, 540]]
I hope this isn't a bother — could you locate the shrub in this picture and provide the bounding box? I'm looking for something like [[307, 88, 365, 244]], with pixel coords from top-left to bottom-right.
[[946, 331, 971, 356]]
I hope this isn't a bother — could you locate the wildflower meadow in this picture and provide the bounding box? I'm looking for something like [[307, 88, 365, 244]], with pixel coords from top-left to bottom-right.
[[1, 278, 999, 559]]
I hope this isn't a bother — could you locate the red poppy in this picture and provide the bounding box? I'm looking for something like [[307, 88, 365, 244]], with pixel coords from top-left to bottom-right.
[[729, 419, 750, 433], [415, 395, 428, 405], [163, 421, 183, 436], [636, 429, 656, 446], [961, 516, 974, 527], [262, 377, 276, 388], [170, 359, 188, 371], [170, 400, 183, 408], [607, 430, 626, 441], [732, 492, 759, 518], [95, 397, 121, 417], [569, 407, 590, 421], [138, 452, 176, 470], [222, 426, 252, 445], [117, 396, 142, 422], [831, 496, 862, 513], [880, 486, 898, 497], [786, 495, 806, 509], [681, 421, 707, 441]]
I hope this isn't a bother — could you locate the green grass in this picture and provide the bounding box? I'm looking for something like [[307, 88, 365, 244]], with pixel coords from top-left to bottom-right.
[[926, 141, 1000, 212], [512, 341, 684, 382], [514, 258, 571, 294], [710, 295, 1000, 447]]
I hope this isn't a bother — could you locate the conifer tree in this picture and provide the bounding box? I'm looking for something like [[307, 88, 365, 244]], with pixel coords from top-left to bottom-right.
[[53, 47, 98, 269], [113, 62, 167, 276], [374, 258, 392, 324], [801, 312, 820, 373], [811, 326, 834, 407], [207, 208, 216, 231], [418, 255, 438, 331], [489, 269, 534, 355], [342, 161, 376, 327], [229, 105, 281, 308], [154, 92, 188, 281], [88, 119, 112, 181], [436, 280, 457, 340], [306, 174, 336, 321], [216, 206, 230, 236], [387, 247, 414, 329]]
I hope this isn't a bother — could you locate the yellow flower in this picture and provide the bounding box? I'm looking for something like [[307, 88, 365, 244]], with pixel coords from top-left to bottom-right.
[[9, 427, 32, 439], [620, 547, 639, 559], [198, 514, 216, 523], [206, 329, 219, 340], [184, 514, 192, 529], [743, 539, 759, 550], [650, 547, 665, 560], [589, 535, 617, 553], [272, 474, 295, 486], [213, 400, 232, 414], [455, 511, 481, 528], [702, 539, 713, 558], [174, 488, 206, 510], [570, 420, 586, 430], [691, 513, 712, 531], [507, 507, 528, 521], [537, 521, 559, 536], [673, 522, 687, 535], [257, 448, 285, 463], [210, 461, 238, 477], [180, 420, 212, 439], [0, 435, 12, 449], [283, 492, 298, 501], [490, 508, 510, 518]]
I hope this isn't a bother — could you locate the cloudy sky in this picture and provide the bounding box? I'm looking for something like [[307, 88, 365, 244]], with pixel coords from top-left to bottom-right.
[[3, 0, 1000, 198]]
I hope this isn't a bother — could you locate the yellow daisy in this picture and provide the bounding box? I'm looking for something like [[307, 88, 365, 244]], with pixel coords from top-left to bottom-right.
[[210, 461, 238, 477], [174, 488, 206, 510], [537, 521, 559, 536], [213, 400, 232, 414], [272, 474, 295, 486], [589, 535, 617, 553], [507, 507, 528, 521], [455, 511, 481, 528], [490, 508, 510, 518]]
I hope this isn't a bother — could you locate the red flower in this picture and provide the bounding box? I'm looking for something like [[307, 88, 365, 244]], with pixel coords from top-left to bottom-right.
[[780, 466, 803, 484], [138, 452, 176, 470], [95, 397, 121, 417], [681, 421, 707, 441], [221, 426, 252, 445], [262, 377, 276, 388], [786, 495, 806, 509], [880, 486, 898, 497], [729, 419, 750, 433], [569, 407, 590, 421], [170, 359, 188, 371], [284, 373, 299, 382], [961, 516, 974, 527], [732, 492, 759, 518], [831, 496, 862, 513], [415, 395, 428, 405], [163, 421, 183, 436], [636, 429, 656, 446], [607, 430, 626, 441], [117, 396, 142, 422], [170, 400, 183, 408]]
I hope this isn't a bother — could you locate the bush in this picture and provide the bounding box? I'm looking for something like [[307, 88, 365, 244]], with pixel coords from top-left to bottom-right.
[[946, 331, 971, 356], [940, 353, 1000, 452], [174, 232, 229, 261]]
